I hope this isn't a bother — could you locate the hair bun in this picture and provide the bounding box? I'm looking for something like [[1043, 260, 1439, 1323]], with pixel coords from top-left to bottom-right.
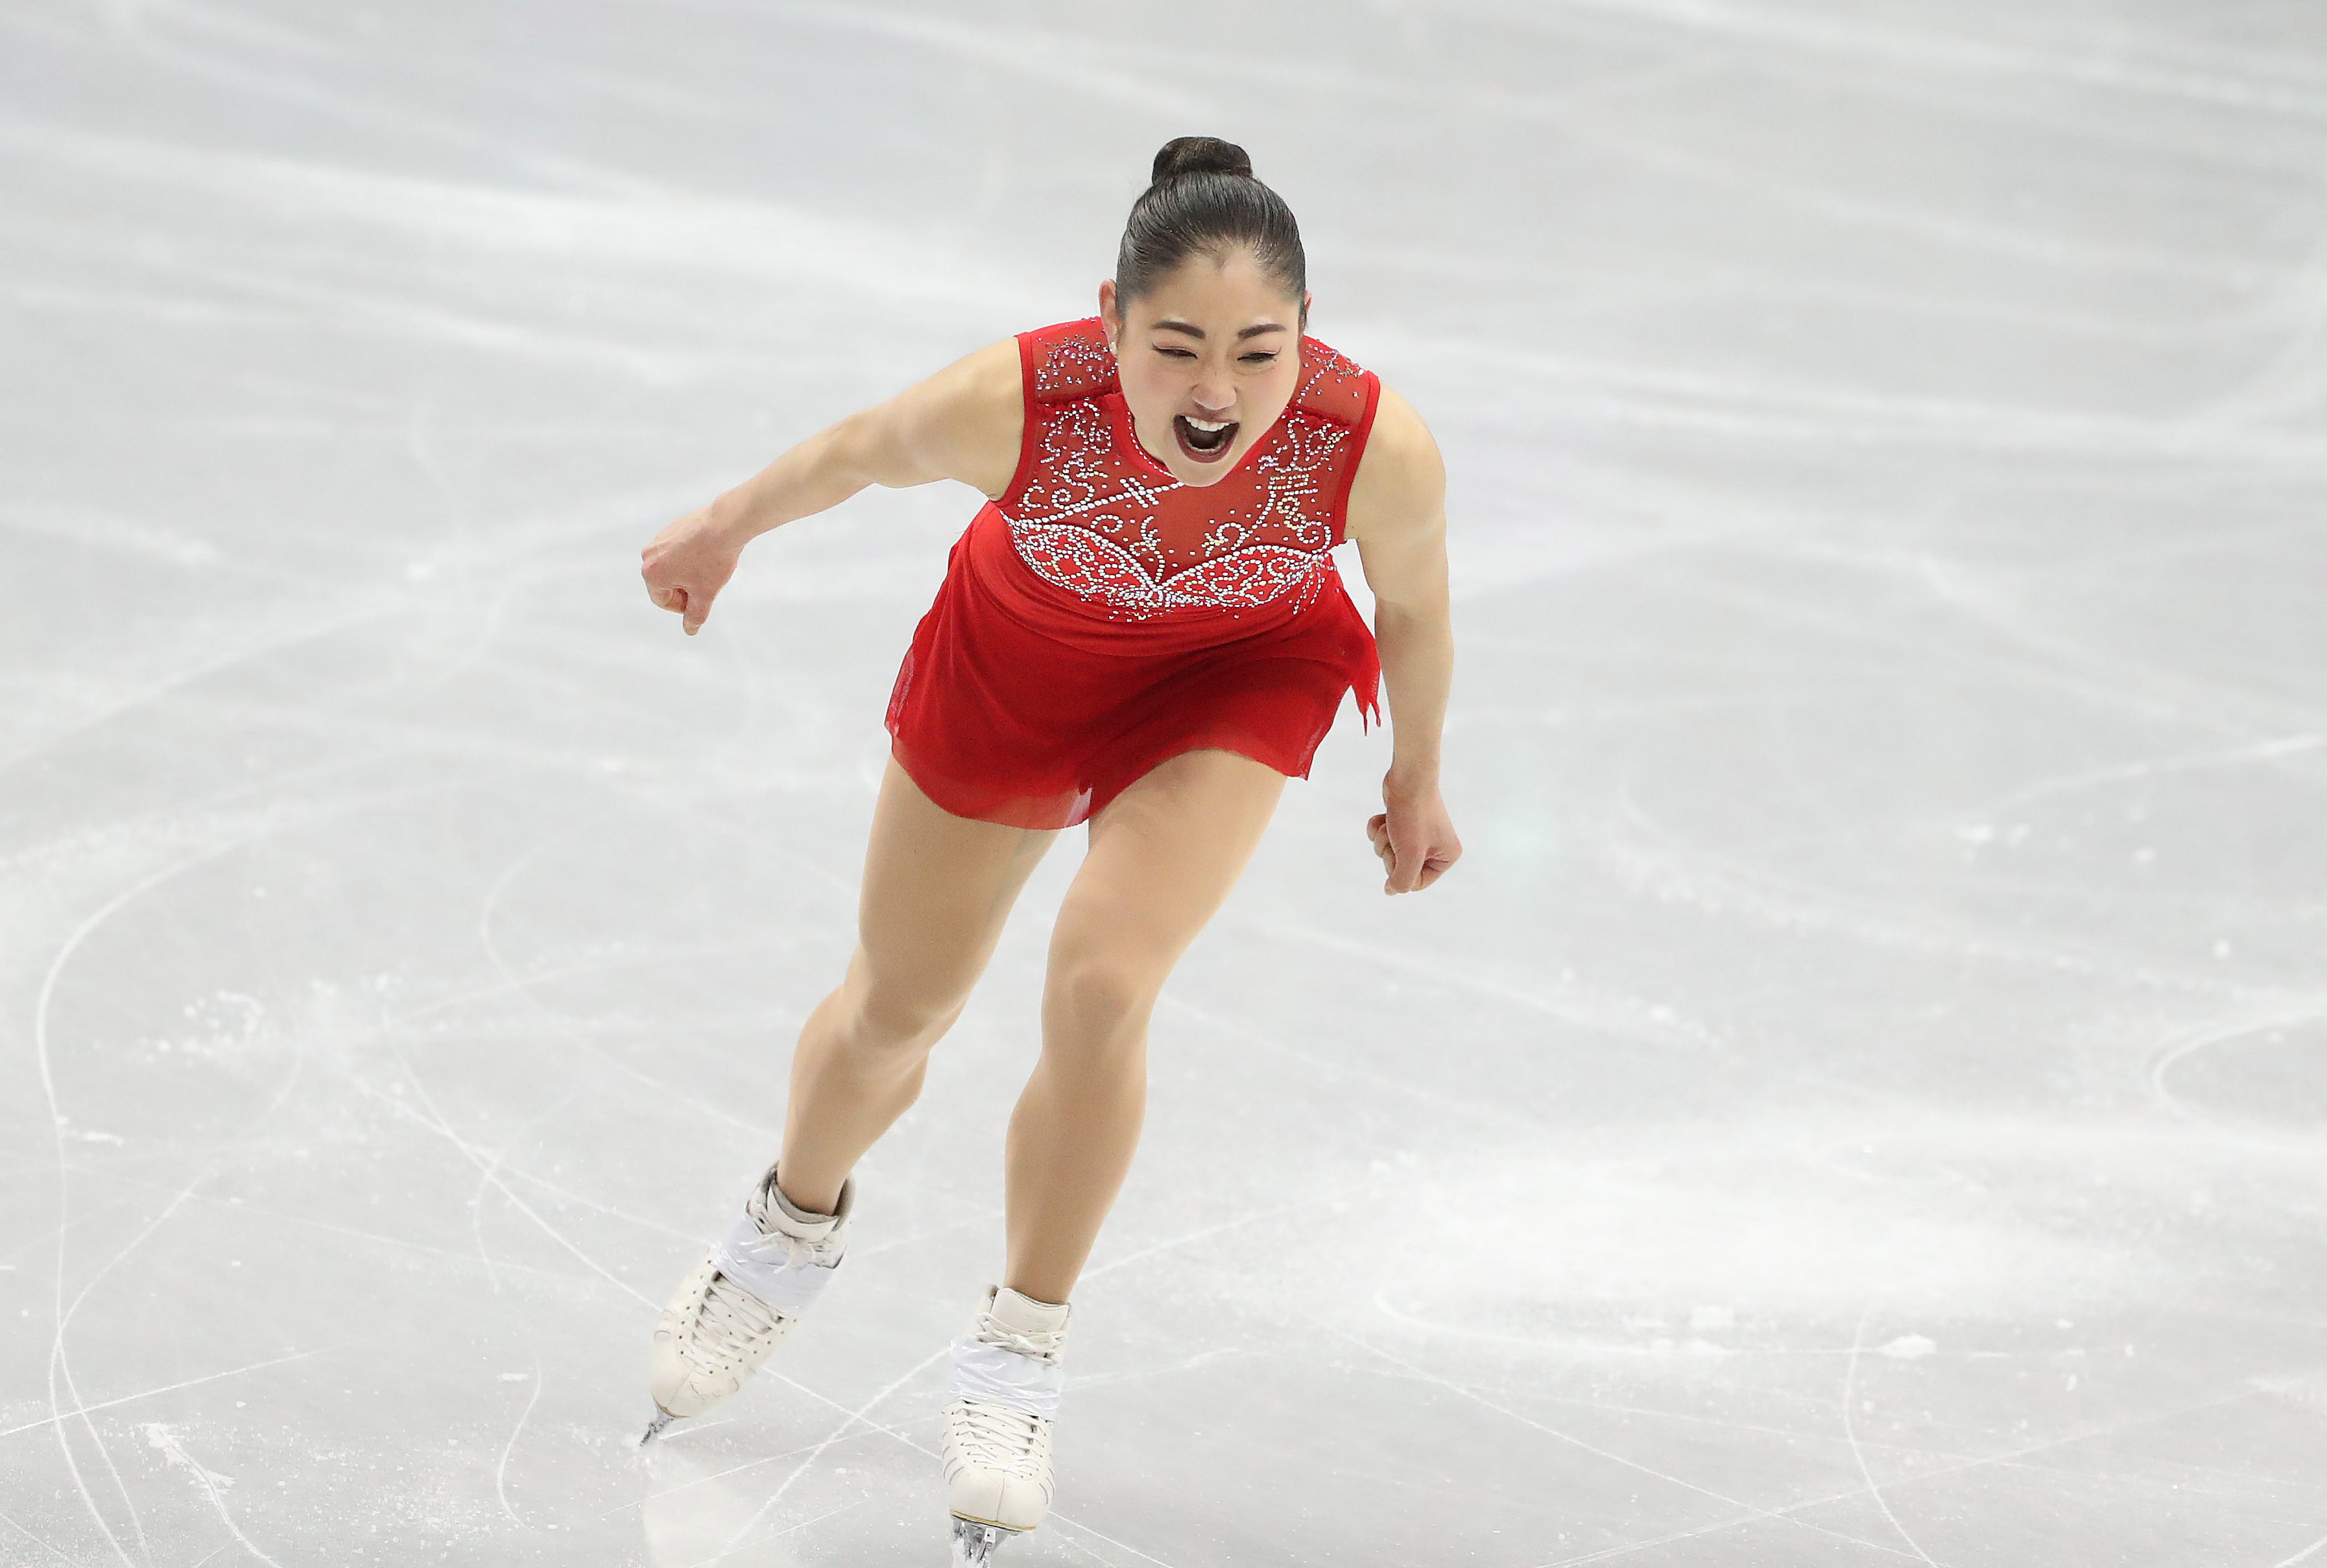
[[1151, 136, 1253, 185]]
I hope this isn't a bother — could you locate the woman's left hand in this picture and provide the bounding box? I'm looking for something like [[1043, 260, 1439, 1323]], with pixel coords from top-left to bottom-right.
[[1366, 778, 1461, 895]]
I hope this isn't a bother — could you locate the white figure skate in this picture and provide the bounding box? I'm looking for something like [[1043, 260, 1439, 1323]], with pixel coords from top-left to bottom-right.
[[941, 1284, 1071, 1564], [641, 1165, 854, 1443]]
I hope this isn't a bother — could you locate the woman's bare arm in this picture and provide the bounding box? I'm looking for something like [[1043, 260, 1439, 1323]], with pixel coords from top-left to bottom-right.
[[641, 339, 1022, 634], [1346, 385, 1462, 894]]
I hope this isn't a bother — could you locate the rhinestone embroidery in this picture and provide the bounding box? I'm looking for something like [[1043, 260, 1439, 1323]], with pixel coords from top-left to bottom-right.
[[1031, 331, 1116, 396], [1005, 324, 1374, 620]]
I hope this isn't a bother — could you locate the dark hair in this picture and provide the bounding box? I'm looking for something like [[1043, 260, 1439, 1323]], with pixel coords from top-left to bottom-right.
[[1114, 136, 1306, 314]]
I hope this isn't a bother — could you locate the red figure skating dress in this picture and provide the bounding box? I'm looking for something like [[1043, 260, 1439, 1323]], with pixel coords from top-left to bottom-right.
[[885, 317, 1384, 830]]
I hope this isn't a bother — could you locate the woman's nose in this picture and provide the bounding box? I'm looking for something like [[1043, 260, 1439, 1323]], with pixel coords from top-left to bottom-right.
[[1189, 374, 1234, 413]]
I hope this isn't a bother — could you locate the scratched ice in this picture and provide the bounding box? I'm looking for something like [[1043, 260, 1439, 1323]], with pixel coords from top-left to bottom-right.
[[5, 2, 2326, 1565]]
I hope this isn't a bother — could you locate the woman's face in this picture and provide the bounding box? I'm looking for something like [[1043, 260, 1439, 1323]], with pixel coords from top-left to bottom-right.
[[1099, 249, 1309, 489]]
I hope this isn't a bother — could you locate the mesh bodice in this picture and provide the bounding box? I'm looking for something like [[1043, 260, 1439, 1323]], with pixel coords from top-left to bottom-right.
[[997, 318, 1381, 621]]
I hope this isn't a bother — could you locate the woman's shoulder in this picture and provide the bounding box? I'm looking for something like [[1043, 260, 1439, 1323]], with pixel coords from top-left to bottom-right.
[[1291, 335, 1378, 429], [1016, 317, 1117, 403]]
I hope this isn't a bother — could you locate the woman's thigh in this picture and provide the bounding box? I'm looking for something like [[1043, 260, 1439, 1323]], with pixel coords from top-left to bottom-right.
[[853, 756, 1060, 1020], [1048, 748, 1288, 990]]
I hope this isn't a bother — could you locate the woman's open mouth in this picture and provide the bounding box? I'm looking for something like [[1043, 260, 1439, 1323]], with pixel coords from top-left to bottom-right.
[[1173, 413, 1239, 464]]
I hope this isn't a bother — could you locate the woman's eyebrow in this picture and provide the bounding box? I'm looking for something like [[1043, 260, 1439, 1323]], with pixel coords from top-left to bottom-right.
[[1151, 320, 1289, 340]]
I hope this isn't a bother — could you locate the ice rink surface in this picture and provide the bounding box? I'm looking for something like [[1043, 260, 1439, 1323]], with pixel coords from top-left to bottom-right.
[[6, 1, 2326, 1563]]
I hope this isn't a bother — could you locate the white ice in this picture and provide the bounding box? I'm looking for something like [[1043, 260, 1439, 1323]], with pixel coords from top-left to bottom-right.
[[5, 2, 2326, 1565]]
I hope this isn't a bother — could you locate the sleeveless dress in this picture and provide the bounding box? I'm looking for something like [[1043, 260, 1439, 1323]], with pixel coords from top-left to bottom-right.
[[884, 316, 1384, 830]]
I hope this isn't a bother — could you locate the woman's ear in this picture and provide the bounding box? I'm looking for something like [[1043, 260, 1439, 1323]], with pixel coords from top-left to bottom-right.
[[1097, 278, 1119, 348]]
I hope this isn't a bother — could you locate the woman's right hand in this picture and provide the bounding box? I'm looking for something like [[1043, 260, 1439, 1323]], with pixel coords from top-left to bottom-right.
[[641, 497, 746, 636]]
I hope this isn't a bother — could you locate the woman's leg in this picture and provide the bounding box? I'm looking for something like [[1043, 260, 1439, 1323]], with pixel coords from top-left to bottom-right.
[[777, 757, 1060, 1215], [1003, 748, 1287, 1304]]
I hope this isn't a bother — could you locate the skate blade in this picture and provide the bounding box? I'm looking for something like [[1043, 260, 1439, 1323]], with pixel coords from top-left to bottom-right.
[[948, 1515, 1021, 1566], [638, 1407, 677, 1446]]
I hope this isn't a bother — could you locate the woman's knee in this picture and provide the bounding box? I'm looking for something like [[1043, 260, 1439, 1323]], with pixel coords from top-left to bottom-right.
[[1042, 951, 1164, 1048], [831, 954, 973, 1057]]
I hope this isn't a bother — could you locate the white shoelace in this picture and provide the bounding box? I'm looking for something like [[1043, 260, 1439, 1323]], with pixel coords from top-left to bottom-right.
[[725, 1226, 833, 1273], [949, 1399, 1047, 1473], [972, 1321, 1064, 1365], [691, 1274, 780, 1363]]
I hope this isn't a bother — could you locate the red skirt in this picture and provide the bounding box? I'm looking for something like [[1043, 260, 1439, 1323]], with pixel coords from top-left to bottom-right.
[[885, 505, 1382, 830]]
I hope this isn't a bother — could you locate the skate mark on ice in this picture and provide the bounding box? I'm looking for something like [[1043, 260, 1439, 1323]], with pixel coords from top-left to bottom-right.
[[0, 1197, 134, 1270], [36, 846, 248, 1567], [611, 1360, 946, 1512], [1080, 1194, 1326, 1283], [1911, 551, 2326, 736], [0, 1503, 73, 1564], [844, 1207, 1004, 1263], [143, 1423, 283, 1567], [460, 1084, 587, 1295], [630, 1410, 735, 1449], [473, 831, 787, 1142], [0, 586, 410, 780], [1983, 731, 2324, 815], [82, 1168, 606, 1293], [1161, 992, 1548, 1135], [2147, 1005, 2327, 1125], [494, 1355, 543, 1526], [35, 964, 311, 1439], [1842, 1310, 1939, 1565], [2274, 1530, 2327, 1567], [389, 1062, 657, 1306], [497, 1159, 704, 1244], [746, 8, 1206, 121], [1247, 913, 1894, 1104], [40, 1155, 305, 1550], [357, 1065, 655, 1309], [704, 1347, 951, 1563], [1517, 1386, 2277, 1566], [1605, 779, 2242, 1003], [1366, 1291, 1989, 1470], [1267, 902, 1904, 1103], [0, 1347, 331, 1442], [1558, 0, 2327, 118], [614, 1427, 879, 1515], [676, 1501, 865, 1568], [1062, 1348, 1246, 1397], [1337, 1330, 1908, 1560], [43, 995, 312, 1421], [1370, 1289, 1885, 1364], [1043, 1512, 1184, 1567]]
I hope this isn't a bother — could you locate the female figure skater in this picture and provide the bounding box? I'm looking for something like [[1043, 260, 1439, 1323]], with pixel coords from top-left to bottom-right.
[[636, 136, 1459, 1560]]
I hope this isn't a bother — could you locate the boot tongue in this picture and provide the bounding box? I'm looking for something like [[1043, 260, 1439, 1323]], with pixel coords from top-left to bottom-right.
[[986, 1285, 1071, 1336]]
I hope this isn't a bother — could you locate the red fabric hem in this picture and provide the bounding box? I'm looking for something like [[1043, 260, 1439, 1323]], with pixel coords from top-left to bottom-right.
[[892, 735, 1319, 831]]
